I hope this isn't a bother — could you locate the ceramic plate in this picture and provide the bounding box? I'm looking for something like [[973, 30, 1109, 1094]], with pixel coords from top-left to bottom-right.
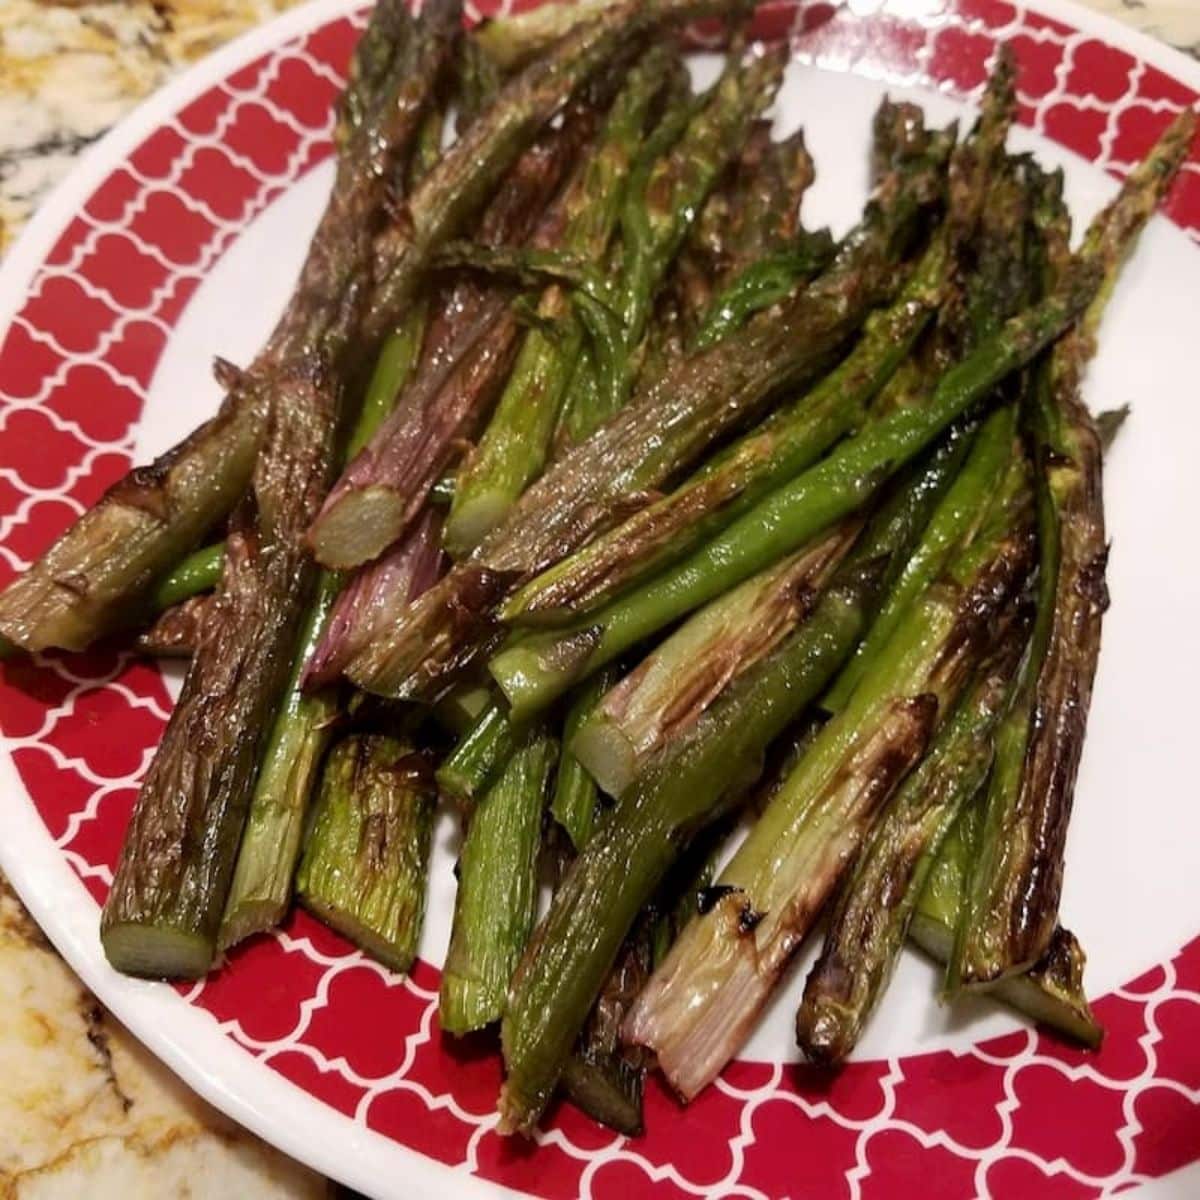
[[2, 1, 1199, 1196]]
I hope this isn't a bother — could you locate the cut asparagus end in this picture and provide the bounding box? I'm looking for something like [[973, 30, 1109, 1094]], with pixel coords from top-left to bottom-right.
[[444, 489, 513, 559], [217, 898, 287, 954], [909, 913, 1101, 1048], [300, 895, 418, 976], [295, 735, 435, 975], [101, 924, 213, 981], [308, 488, 408, 571], [570, 713, 638, 799]]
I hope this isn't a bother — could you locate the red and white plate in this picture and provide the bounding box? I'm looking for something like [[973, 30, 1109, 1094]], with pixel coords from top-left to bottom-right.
[[2, 1, 1199, 1196]]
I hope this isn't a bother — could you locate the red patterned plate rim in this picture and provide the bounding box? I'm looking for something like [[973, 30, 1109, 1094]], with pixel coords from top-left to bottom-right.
[[1, 1, 1199, 1197]]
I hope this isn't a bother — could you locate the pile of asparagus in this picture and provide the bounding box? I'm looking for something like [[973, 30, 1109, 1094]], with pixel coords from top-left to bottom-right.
[[0, 0, 1193, 1139]]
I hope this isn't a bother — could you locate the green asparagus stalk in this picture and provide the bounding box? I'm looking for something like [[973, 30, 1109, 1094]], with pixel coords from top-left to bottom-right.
[[552, 667, 621, 848], [823, 404, 1021, 713], [295, 735, 436, 973], [623, 452, 1034, 1100], [497, 438, 969, 1134], [502, 229, 952, 628], [149, 543, 224, 612], [573, 519, 861, 798], [435, 698, 517, 805], [347, 130, 953, 702], [440, 730, 558, 1034], [444, 45, 675, 555], [0, 383, 265, 654], [98, 2, 460, 980], [796, 611, 1029, 1065], [490, 263, 1099, 720], [911, 801, 1100, 1047], [953, 110, 1195, 986]]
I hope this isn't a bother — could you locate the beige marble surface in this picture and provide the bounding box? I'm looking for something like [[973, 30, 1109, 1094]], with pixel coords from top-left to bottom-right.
[[0, 1, 1195, 1198]]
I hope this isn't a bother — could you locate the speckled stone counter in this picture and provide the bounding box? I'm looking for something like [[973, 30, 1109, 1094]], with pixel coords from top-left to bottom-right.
[[0, 1, 1195, 1197]]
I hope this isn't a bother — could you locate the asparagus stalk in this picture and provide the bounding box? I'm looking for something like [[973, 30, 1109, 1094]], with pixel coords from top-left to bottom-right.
[[218, 95, 458, 951], [295, 735, 435, 973], [502, 229, 952, 628], [823, 404, 1022, 714], [98, 3, 460, 979], [911, 800, 1100, 1047], [0, 385, 265, 653], [953, 110, 1195, 986], [440, 730, 558, 1034], [435, 697, 517, 805], [149, 543, 224, 611], [301, 508, 444, 691], [444, 45, 676, 555], [552, 667, 621, 847], [497, 439, 968, 1134], [796, 610, 1028, 1065], [346, 130, 952, 701], [574, 519, 861, 798], [490, 263, 1099, 720], [623, 453, 1035, 1100]]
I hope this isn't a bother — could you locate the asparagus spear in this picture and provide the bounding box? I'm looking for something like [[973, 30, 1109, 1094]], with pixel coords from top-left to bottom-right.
[[574, 519, 861, 798], [440, 730, 558, 1034], [623, 452, 1034, 1101], [502, 229, 952, 628], [911, 800, 1100, 1047], [796, 608, 1028, 1065], [444, 45, 676, 555], [552, 667, 621, 847], [954, 110, 1195, 985], [490, 261, 1099, 720], [295, 735, 436, 974], [0, 384, 265, 653], [346, 130, 952, 701], [98, 3, 461, 979], [435, 697, 517, 805], [498, 438, 968, 1134]]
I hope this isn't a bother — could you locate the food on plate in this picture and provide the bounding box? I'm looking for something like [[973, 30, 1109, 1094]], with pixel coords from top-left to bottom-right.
[[0, 0, 1193, 1139]]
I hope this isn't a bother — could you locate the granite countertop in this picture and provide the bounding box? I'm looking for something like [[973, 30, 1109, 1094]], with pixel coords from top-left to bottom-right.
[[0, 2, 1196, 1198]]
